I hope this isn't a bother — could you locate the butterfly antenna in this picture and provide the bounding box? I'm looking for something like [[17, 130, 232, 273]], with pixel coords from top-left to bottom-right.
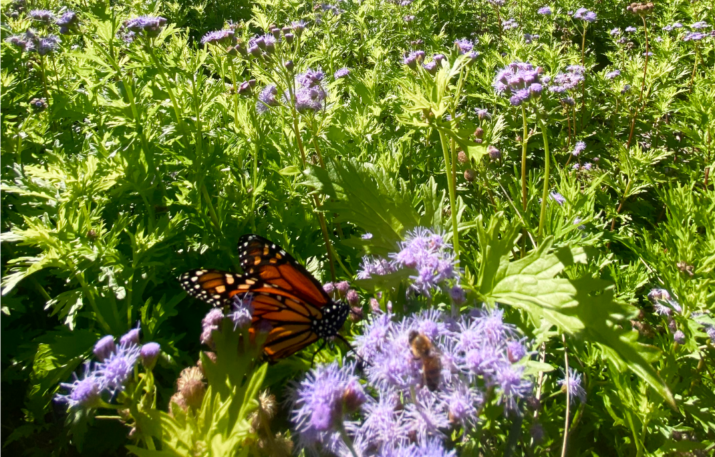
[[335, 334, 371, 367]]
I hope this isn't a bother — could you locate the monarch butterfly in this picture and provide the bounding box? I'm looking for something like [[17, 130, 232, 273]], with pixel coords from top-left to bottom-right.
[[179, 234, 350, 361]]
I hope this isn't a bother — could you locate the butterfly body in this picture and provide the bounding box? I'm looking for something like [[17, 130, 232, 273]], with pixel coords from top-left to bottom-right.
[[179, 234, 349, 361]]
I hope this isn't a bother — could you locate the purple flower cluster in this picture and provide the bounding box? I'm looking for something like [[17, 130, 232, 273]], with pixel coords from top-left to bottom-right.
[[5, 30, 60, 54], [256, 84, 279, 114], [662, 23, 683, 32], [29, 9, 55, 23], [454, 38, 474, 54], [201, 29, 235, 46], [683, 32, 705, 42], [573, 8, 597, 22], [357, 228, 459, 296], [537, 6, 552, 15], [56, 11, 79, 35], [548, 65, 585, 94], [294, 68, 328, 113], [647, 288, 681, 316], [56, 330, 161, 409], [502, 18, 519, 30], [123, 16, 167, 39], [605, 69, 621, 80], [572, 141, 586, 156], [334, 67, 350, 79], [291, 307, 533, 455], [493, 62, 544, 106], [625, 26, 637, 33]]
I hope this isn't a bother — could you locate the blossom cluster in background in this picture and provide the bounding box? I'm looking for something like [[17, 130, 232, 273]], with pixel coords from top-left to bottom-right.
[[290, 307, 536, 456]]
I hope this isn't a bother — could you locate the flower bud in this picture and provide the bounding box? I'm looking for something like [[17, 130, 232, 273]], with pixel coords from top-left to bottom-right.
[[349, 306, 364, 323], [169, 392, 187, 416], [94, 335, 116, 361], [346, 289, 360, 306], [177, 366, 205, 410], [474, 127, 484, 138], [343, 378, 367, 412], [271, 28, 281, 38], [282, 26, 292, 35], [323, 282, 335, 296], [30, 97, 48, 112], [457, 150, 468, 164], [487, 145, 501, 161], [237, 81, 253, 95], [284, 59, 294, 71], [369, 297, 381, 313], [464, 169, 476, 182], [140, 342, 161, 370], [667, 318, 677, 332], [336, 281, 350, 296], [450, 285, 466, 304], [292, 21, 306, 36], [673, 330, 685, 344], [120, 327, 141, 346], [284, 33, 294, 43]]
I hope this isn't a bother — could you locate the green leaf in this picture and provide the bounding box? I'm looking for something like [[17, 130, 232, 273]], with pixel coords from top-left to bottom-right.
[[476, 214, 675, 407]]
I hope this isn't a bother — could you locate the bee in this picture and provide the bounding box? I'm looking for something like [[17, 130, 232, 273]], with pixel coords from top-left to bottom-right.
[[408, 330, 442, 391]]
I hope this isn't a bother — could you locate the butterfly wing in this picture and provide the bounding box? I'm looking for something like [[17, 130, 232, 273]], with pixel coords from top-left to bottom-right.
[[238, 234, 332, 307], [179, 269, 246, 307]]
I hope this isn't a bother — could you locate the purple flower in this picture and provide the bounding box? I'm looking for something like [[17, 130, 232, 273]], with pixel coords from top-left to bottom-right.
[[476, 108, 491, 120], [572, 141, 586, 156], [140, 342, 161, 369], [449, 285, 466, 305], [56, 362, 104, 409], [662, 25, 672, 32], [201, 29, 234, 46], [549, 65, 585, 93], [355, 313, 393, 359], [683, 32, 704, 42], [621, 84, 632, 94], [290, 361, 363, 449], [405, 389, 450, 440], [537, 6, 552, 15], [360, 395, 410, 448], [558, 368, 586, 404], [56, 11, 79, 34], [294, 85, 326, 113], [389, 228, 459, 295], [573, 8, 597, 22], [229, 294, 254, 329], [496, 365, 532, 411], [524, 33, 540, 44], [550, 191, 566, 205], [573, 163, 580, 171], [29, 9, 54, 22], [324, 282, 335, 295], [357, 256, 397, 279], [336, 281, 350, 295], [37, 35, 60, 55], [361, 232, 373, 240], [403, 15, 415, 22], [443, 383, 480, 427], [123, 16, 167, 38], [673, 330, 686, 344], [507, 340, 527, 362], [454, 38, 473, 54], [691, 21, 709, 30], [503, 18, 519, 30], [97, 342, 140, 392], [94, 335, 116, 361], [334, 67, 350, 79], [403, 51, 420, 69], [256, 84, 279, 114], [610, 28, 621, 36], [201, 308, 224, 347], [625, 26, 637, 33], [423, 60, 438, 74], [605, 69, 620, 80], [647, 288, 671, 302], [120, 326, 141, 346], [672, 22, 683, 29], [494, 62, 543, 106]]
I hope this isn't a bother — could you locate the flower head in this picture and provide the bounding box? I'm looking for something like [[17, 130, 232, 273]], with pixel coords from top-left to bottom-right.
[[56, 11, 79, 34], [558, 368, 586, 404], [493, 62, 543, 106], [334, 67, 350, 79], [537, 6, 552, 15], [229, 294, 254, 329], [454, 38, 473, 54], [140, 342, 161, 370], [37, 35, 60, 55], [573, 8, 597, 22], [29, 9, 54, 23], [94, 335, 116, 361], [572, 141, 586, 156], [605, 69, 621, 80], [120, 325, 141, 346], [97, 342, 140, 392], [201, 29, 234, 46], [256, 84, 279, 114], [56, 362, 104, 409], [550, 191, 566, 206], [625, 26, 637, 33], [123, 16, 167, 38], [201, 308, 225, 347]]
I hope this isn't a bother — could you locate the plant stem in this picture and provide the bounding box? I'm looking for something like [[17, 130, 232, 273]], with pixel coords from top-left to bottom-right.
[[579, 25, 587, 130], [145, 43, 188, 137], [537, 115, 551, 241], [338, 421, 359, 457], [561, 334, 571, 457], [438, 129, 460, 256], [627, 16, 650, 148], [520, 106, 529, 213], [610, 178, 632, 231]]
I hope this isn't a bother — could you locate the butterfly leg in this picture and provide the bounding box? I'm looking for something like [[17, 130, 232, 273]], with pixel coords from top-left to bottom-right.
[[335, 334, 371, 367], [310, 340, 328, 367]]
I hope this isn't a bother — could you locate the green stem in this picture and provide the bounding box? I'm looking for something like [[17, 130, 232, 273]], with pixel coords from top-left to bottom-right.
[[537, 115, 551, 241], [338, 421, 359, 457], [145, 43, 187, 136], [201, 184, 222, 237], [520, 106, 529, 213], [77, 273, 112, 333], [438, 129, 460, 256]]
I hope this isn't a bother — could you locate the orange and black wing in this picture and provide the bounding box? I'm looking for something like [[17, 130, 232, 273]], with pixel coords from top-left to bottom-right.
[[179, 269, 247, 307], [238, 234, 331, 308], [248, 290, 324, 360]]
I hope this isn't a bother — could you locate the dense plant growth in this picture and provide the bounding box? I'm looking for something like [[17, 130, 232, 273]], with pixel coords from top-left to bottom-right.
[[2, 0, 714, 455]]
